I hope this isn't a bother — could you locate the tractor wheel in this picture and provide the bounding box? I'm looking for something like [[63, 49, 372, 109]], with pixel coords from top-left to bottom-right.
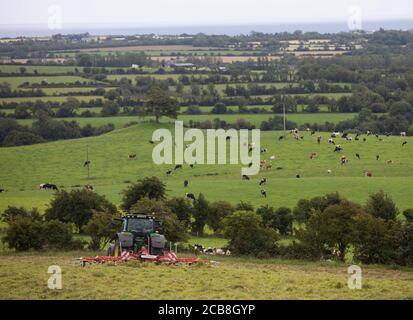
[[113, 239, 121, 257]]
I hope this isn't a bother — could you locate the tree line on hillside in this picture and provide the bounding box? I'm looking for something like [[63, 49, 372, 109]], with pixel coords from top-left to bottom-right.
[[2, 176, 413, 266], [0, 116, 114, 147]]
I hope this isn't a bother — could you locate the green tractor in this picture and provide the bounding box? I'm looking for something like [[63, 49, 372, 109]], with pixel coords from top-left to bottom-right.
[[107, 214, 166, 257]]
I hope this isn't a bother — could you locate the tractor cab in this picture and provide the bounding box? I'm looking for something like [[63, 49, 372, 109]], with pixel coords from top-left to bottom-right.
[[108, 214, 166, 257]]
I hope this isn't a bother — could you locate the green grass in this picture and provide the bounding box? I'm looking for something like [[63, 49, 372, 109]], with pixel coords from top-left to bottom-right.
[[0, 252, 412, 299], [1, 122, 412, 213], [0, 95, 104, 103], [0, 76, 99, 89]]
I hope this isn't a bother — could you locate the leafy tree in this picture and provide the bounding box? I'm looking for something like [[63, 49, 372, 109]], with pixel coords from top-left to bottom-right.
[[45, 190, 116, 231], [365, 190, 399, 221], [352, 214, 399, 264], [1, 206, 41, 223], [235, 201, 254, 212], [275, 207, 294, 236], [207, 201, 235, 233], [2, 130, 44, 147], [143, 86, 179, 123], [192, 193, 209, 236], [293, 192, 341, 223], [223, 211, 278, 257], [166, 197, 193, 229], [84, 210, 121, 250], [121, 177, 166, 212], [296, 200, 365, 261], [211, 102, 227, 114]]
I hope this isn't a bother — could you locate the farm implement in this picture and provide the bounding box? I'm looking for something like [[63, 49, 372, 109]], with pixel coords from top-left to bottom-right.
[[77, 214, 208, 266]]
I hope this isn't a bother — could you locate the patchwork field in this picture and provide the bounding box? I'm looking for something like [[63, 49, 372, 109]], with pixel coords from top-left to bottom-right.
[[0, 122, 412, 213]]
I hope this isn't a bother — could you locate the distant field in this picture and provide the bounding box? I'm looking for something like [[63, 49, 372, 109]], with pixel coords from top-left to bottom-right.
[[0, 95, 104, 103], [21, 87, 116, 95], [0, 76, 98, 89], [1, 123, 412, 213]]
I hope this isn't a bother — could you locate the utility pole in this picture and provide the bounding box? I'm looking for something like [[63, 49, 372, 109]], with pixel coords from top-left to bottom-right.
[[86, 145, 90, 179], [283, 102, 286, 138]]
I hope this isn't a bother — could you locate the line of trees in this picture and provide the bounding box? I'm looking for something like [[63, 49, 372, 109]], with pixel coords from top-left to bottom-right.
[[2, 176, 413, 267]]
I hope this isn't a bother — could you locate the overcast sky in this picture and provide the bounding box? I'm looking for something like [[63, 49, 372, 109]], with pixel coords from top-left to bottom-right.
[[0, 0, 412, 27]]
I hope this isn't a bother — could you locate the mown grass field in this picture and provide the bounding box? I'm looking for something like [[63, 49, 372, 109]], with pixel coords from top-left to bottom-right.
[[0, 252, 412, 299], [0, 122, 412, 213]]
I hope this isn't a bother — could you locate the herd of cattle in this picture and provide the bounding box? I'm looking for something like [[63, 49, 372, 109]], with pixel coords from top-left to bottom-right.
[[0, 130, 409, 202], [193, 244, 231, 256]]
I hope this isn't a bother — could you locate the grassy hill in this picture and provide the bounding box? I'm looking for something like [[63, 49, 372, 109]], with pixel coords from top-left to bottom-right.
[[0, 122, 412, 213]]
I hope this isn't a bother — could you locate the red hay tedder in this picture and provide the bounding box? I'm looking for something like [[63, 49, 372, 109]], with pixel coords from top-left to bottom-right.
[[77, 214, 209, 266]]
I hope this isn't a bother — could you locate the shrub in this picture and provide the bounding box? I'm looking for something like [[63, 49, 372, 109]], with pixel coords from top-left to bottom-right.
[[45, 190, 117, 231], [223, 211, 278, 257], [84, 211, 120, 250], [3, 218, 82, 251], [365, 190, 399, 221], [121, 177, 166, 212]]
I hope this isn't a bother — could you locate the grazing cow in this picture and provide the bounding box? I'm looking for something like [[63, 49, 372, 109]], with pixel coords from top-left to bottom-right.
[[317, 136, 322, 144], [328, 138, 335, 144], [83, 160, 91, 167], [327, 169, 332, 174], [184, 180, 189, 188], [186, 193, 196, 200], [341, 156, 348, 165], [225, 250, 231, 256], [40, 183, 58, 191], [128, 154, 136, 159], [174, 164, 182, 170], [376, 155, 380, 161], [387, 160, 394, 165], [355, 153, 361, 160], [260, 189, 267, 198], [400, 132, 407, 137], [242, 175, 250, 180], [260, 148, 268, 154], [278, 136, 284, 141], [311, 131, 316, 136], [346, 136, 353, 141], [0, 188, 5, 193], [296, 174, 301, 178], [259, 178, 267, 186], [355, 136, 359, 141], [193, 244, 204, 253], [166, 170, 172, 176], [310, 152, 318, 160], [84, 184, 94, 192], [364, 171, 373, 177], [215, 248, 225, 255], [331, 132, 340, 138], [342, 133, 348, 139], [270, 155, 276, 160], [334, 145, 343, 152], [204, 247, 215, 254], [402, 141, 408, 146]]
